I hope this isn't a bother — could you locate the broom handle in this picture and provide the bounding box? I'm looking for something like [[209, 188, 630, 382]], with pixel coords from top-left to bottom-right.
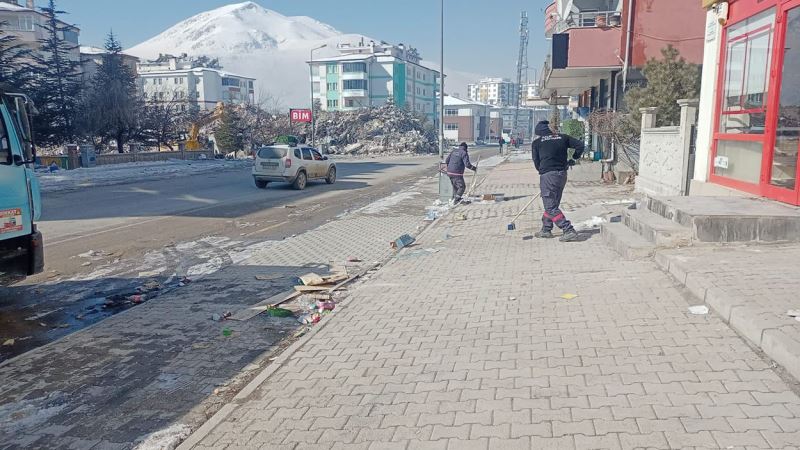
[[465, 155, 481, 197], [510, 193, 541, 223]]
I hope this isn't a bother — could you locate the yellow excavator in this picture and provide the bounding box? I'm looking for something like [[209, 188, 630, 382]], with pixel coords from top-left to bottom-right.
[[185, 102, 224, 151]]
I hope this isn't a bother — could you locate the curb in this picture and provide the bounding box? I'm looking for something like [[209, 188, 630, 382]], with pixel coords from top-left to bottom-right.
[[654, 251, 800, 382]]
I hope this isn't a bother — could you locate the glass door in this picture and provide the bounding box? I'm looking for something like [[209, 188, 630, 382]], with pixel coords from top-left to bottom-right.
[[767, 2, 800, 198]]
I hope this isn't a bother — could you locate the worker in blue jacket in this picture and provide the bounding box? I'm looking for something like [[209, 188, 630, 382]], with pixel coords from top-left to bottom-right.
[[445, 142, 477, 205]]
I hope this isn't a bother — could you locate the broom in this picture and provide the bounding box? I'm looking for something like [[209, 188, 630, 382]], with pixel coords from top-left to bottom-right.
[[507, 193, 541, 231]]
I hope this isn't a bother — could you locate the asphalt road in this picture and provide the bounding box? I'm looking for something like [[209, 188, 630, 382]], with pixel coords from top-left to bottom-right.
[[0, 148, 498, 361]]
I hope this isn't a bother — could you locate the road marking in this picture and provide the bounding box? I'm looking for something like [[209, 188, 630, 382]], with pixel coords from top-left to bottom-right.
[[244, 220, 291, 237]]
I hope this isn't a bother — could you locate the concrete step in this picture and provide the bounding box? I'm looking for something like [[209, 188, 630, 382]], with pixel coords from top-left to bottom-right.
[[646, 196, 800, 243], [623, 208, 692, 247], [601, 222, 656, 260]]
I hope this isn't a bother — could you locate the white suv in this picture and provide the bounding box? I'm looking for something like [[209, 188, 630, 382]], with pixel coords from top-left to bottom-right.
[[252, 145, 337, 190]]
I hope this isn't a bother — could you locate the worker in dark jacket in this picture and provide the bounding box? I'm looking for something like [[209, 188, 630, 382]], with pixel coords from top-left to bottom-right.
[[445, 142, 477, 204], [532, 120, 585, 242]]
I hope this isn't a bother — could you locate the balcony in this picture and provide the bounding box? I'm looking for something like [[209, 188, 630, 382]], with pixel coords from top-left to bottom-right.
[[341, 71, 368, 80], [545, 4, 623, 37], [342, 89, 368, 98], [539, 24, 623, 99]]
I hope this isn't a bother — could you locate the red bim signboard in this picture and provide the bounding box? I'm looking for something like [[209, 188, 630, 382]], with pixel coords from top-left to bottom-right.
[[290, 109, 312, 123]]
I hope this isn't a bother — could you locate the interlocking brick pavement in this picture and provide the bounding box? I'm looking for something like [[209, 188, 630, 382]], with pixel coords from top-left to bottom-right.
[[185, 160, 800, 449]]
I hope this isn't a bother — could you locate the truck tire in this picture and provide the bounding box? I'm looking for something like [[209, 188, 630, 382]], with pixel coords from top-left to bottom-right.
[[255, 179, 269, 189]]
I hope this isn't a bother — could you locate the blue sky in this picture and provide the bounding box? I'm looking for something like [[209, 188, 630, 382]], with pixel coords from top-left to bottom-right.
[[62, 0, 551, 81]]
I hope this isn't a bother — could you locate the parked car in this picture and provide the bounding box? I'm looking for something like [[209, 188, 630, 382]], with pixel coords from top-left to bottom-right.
[[252, 144, 337, 190]]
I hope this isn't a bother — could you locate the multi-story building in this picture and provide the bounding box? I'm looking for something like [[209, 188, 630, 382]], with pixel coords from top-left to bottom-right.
[[467, 78, 517, 107], [136, 55, 255, 110], [443, 96, 490, 144], [538, 0, 705, 153], [0, 0, 80, 64], [309, 41, 440, 124], [80, 46, 139, 86], [690, 0, 800, 206]]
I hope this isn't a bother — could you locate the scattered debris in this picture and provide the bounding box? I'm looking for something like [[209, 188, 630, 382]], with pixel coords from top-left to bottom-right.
[[266, 307, 293, 318], [454, 213, 467, 221], [222, 328, 232, 337], [299, 273, 326, 286], [688, 305, 709, 315], [2, 339, 14, 346], [211, 311, 233, 322], [298, 313, 321, 325], [787, 310, 800, 322], [509, 297, 517, 301], [347, 257, 362, 263], [284, 205, 297, 208], [560, 293, 578, 300], [610, 215, 622, 223], [575, 216, 607, 231], [391, 234, 416, 250], [81, 261, 92, 267], [316, 300, 336, 312]]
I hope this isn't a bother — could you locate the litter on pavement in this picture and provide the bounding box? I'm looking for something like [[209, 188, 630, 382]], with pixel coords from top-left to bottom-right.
[[787, 310, 800, 322], [391, 234, 416, 250], [689, 305, 710, 315], [560, 293, 578, 300]]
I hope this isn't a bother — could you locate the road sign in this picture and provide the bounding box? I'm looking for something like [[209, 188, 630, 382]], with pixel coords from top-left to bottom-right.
[[290, 109, 312, 123]]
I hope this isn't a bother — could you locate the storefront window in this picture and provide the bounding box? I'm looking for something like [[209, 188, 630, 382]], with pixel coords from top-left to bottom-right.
[[714, 140, 764, 183], [771, 7, 800, 190], [719, 9, 775, 135]]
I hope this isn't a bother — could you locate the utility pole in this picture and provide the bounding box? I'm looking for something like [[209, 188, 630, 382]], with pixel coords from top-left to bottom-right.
[[439, 0, 445, 161], [310, 44, 327, 147], [513, 11, 529, 142]]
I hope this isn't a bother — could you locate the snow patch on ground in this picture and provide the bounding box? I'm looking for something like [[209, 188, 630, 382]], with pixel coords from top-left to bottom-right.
[[134, 423, 192, 450], [37, 159, 250, 193], [0, 393, 68, 433], [358, 191, 420, 214]]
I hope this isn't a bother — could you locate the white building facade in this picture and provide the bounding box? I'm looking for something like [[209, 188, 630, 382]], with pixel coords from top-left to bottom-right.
[[137, 55, 255, 110], [467, 78, 517, 107], [309, 42, 440, 123]]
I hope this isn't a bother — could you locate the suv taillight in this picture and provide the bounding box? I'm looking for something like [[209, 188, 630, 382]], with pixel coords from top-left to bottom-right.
[[285, 158, 292, 168]]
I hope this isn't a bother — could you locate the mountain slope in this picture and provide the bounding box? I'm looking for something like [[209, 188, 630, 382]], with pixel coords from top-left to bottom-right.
[[127, 1, 473, 107]]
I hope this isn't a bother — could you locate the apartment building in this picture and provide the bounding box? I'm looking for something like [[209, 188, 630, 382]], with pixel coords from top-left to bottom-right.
[[0, 0, 80, 63], [80, 46, 139, 86], [539, 0, 705, 153], [443, 96, 490, 144], [467, 78, 517, 107], [309, 41, 440, 124], [137, 55, 255, 110]]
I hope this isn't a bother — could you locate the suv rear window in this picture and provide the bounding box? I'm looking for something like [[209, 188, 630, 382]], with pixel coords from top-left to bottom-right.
[[257, 147, 287, 159]]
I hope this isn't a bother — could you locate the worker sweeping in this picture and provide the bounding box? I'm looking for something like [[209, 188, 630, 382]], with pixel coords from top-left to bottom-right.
[[532, 120, 585, 242], [445, 142, 478, 205]]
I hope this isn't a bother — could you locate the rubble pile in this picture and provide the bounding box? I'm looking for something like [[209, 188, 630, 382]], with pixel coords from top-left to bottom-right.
[[316, 104, 436, 155]]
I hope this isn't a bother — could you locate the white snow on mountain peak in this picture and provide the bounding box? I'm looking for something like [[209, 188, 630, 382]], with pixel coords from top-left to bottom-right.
[[127, 2, 476, 106]]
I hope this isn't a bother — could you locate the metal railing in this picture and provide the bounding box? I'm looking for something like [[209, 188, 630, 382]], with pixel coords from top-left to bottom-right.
[[551, 10, 622, 34]]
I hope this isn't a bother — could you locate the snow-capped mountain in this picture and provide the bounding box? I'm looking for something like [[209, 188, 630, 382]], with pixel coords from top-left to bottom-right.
[[127, 1, 475, 107]]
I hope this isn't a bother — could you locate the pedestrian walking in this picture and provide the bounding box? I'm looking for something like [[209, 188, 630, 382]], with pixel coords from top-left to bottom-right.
[[445, 142, 478, 205], [498, 137, 505, 155], [531, 120, 585, 242]]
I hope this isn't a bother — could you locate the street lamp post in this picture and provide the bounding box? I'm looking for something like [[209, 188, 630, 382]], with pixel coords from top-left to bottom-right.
[[438, 0, 448, 201], [310, 44, 327, 147]]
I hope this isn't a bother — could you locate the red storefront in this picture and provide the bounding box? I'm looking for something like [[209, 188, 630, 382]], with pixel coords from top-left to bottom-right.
[[710, 0, 800, 204]]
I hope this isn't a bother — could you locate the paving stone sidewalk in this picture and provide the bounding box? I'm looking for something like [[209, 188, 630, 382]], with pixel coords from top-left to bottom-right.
[[185, 160, 800, 449], [656, 245, 800, 384]]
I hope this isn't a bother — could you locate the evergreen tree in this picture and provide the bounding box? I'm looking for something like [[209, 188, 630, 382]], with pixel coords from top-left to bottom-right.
[[214, 105, 244, 153], [624, 45, 701, 128], [0, 22, 33, 90], [31, 0, 82, 147], [83, 31, 138, 153]]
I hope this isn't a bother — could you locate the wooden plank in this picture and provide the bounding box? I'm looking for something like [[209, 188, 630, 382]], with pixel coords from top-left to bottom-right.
[[229, 290, 302, 321], [294, 285, 333, 292]]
